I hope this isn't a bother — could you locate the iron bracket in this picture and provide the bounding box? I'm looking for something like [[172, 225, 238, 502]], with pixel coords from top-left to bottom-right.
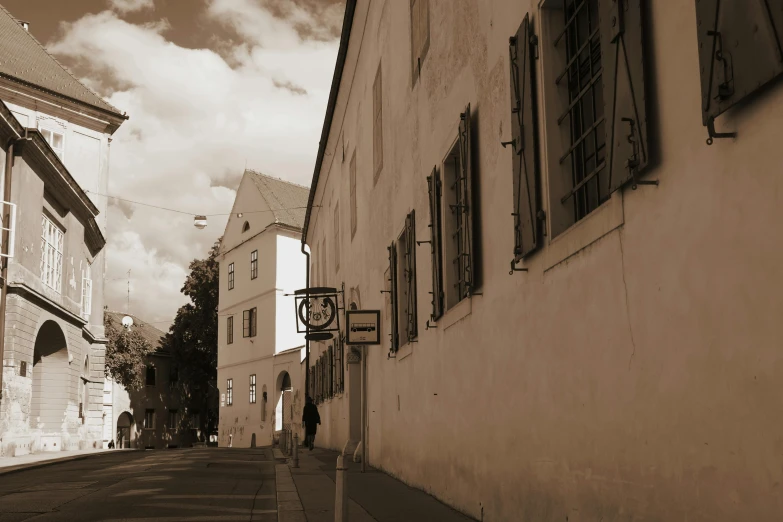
[[501, 139, 515, 149], [706, 116, 737, 145], [426, 319, 437, 330], [509, 259, 528, 275]]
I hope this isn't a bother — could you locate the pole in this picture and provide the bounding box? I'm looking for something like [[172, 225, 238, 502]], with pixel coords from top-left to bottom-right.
[[301, 243, 310, 399], [0, 139, 14, 399], [361, 345, 367, 472], [335, 455, 348, 522]]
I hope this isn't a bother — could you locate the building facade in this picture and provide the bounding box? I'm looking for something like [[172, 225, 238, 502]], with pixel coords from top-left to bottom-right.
[[104, 312, 198, 450], [0, 7, 126, 455], [217, 170, 308, 448], [302, 1, 783, 520]]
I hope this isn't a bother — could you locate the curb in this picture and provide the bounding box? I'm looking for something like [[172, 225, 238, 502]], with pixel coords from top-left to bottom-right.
[[0, 449, 139, 477]]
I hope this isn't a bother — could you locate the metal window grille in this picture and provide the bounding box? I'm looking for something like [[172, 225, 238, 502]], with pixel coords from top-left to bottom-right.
[[228, 263, 235, 290], [226, 379, 233, 405], [40, 215, 63, 292], [227, 316, 234, 344], [249, 374, 256, 404], [449, 106, 474, 302], [555, 0, 607, 220], [427, 169, 444, 320], [250, 250, 258, 279], [387, 243, 399, 351], [403, 211, 418, 342]]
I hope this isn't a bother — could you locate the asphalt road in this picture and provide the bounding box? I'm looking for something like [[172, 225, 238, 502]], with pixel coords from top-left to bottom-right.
[[0, 448, 279, 522]]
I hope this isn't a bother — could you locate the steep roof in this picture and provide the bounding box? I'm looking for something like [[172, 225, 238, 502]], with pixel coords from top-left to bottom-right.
[[245, 169, 310, 230], [0, 4, 125, 118], [105, 311, 168, 353]]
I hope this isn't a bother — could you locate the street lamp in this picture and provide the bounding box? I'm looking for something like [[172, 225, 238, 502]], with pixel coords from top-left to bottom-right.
[[194, 215, 207, 229]]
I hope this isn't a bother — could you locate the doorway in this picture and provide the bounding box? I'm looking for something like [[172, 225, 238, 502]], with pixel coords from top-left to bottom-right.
[[31, 320, 69, 431], [117, 411, 133, 448]]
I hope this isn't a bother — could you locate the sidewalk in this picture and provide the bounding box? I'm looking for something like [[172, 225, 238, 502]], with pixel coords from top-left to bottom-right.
[[0, 447, 119, 475], [277, 446, 477, 522]]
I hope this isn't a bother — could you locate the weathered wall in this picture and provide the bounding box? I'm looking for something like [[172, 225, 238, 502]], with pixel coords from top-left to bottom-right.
[[304, 0, 783, 520]]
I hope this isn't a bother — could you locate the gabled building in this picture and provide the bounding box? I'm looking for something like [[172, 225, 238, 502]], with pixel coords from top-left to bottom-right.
[[217, 169, 308, 448], [104, 312, 197, 450], [302, 1, 783, 520], [0, 6, 127, 455]]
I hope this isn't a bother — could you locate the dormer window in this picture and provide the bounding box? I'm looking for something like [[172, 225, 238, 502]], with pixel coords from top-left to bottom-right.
[[242, 221, 250, 233], [39, 127, 64, 161]]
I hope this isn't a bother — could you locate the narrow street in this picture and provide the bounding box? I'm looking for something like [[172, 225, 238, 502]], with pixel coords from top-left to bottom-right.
[[0, 449, 277, 521]]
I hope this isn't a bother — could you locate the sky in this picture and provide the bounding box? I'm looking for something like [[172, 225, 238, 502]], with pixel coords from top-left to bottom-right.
[[2, 0, 343, 329]]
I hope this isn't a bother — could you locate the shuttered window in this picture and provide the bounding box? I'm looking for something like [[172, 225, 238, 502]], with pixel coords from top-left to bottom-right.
[[427, 169, 444, 320], [541, 0, 651, 237], [397, 211, 418, 345], [243, 308, 257, 338], [509, 14, 543, 261], [410, 0, 430, 85], [695, 0, 783, 142], [387, 241, 399, 351]]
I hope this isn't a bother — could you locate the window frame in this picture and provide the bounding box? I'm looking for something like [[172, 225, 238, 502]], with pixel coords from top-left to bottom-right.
[[228, 262, 235, 290], [145, 365, 156, 387], [227, 316, 234, 344], [39, 125, 65, 161], [249, 374, 257, 404], [144, 409, 155, 430], [242, 308, 257, 338], [410, 0, 431, 86], [40, 214, 64, 293], [168, 409, 178, 430], [81, 272, 92, 318], [226, 378, 233, 406], [250, 250, 258, 280]]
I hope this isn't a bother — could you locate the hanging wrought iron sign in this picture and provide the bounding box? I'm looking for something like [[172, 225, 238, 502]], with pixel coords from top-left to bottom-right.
[[293, 287, 342, 339]]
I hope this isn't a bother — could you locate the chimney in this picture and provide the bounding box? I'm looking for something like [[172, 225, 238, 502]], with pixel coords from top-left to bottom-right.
[[18, 21, 29, 32]]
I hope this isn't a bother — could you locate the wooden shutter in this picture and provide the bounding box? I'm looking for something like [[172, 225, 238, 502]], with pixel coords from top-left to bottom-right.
[[457, 105, 474, 296], [598, 0, 650, 193], [405, 211, 418, 341], [427, 168, 444, 320], [696, 0, 783, 130], [388, 242, 399, 351], [510, 14, 542, 260]]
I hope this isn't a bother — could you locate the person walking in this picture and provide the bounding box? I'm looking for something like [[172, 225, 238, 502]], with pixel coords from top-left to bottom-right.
[[302, 396, 321, 451]]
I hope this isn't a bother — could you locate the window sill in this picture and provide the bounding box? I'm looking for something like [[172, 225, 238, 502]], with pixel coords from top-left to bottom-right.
[[441, 297, 472, 331], [543, 191, 624, 273], [397, 341, 413, 361]]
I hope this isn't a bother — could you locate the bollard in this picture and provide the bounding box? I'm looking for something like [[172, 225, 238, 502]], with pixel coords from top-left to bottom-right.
[[292, 433, 299, 468], [334, 455, 348, 522]]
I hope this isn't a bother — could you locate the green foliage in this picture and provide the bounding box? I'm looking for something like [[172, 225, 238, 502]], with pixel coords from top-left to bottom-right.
[[104, 314, 155, 391], [162, 238, 221, 437]]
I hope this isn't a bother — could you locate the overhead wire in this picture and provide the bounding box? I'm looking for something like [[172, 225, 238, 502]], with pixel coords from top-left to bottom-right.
[[84, 190, 317, 217]]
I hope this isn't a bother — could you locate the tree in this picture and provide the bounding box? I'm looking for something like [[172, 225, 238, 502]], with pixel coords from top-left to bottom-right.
[[162, 238, 221, 440], [104, 314, 155, 391]]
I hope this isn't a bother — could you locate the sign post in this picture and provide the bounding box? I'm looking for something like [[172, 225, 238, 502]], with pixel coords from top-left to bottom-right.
[[345, 310, 380, 472]]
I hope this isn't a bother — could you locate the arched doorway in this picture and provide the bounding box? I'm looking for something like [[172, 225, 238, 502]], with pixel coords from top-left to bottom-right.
[[117, 412, 133, 449], [31, 320, 69, 431], [275, 371, 292, 431]]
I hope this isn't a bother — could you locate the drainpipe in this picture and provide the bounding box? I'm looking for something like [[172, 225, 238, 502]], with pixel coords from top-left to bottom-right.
[[301, 241, 310, 400], [0, 133, 22, 398]]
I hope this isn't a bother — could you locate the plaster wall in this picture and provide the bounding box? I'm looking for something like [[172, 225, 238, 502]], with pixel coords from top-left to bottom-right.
[[304, 1, 783, 520]]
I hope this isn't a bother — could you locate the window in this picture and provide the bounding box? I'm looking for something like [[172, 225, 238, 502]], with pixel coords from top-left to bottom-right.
[[168, 409, 178, 430], [40, 215, 63, 292], [226, 378, 233, 406], [410, 0, 430, 85], [440, 106, 475, 311], [388, 211, 418, 352], [144, 409, 155, 430], [227, 316, 234, 344], [427, 169, 444, 320], [20, 361, 26, 377], [250, 250, 258, 279], [228, 262, 235, 290], [249, 374, 256, 403], [190, 410, 201, 429], [373, 63, 383, 181], [40, 127, 64, 161], [350, 151, 357, 239], [242, 221, 250, 233], [539, 0, 651, 238], [243, 308, 257, 337], [695, 1, 783, 142], [81, 266, 92, 318], [334, 203, 340, 271], [146, 366, 156, 386], [170, 366, 179, 383]]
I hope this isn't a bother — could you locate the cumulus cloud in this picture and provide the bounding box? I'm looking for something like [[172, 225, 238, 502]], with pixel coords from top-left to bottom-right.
[[48, 3, 340, 327], [109, 0, 155, 14]]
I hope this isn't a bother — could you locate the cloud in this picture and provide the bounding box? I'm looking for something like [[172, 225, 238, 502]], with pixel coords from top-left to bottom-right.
[[109, 0, 155, 14], [48, 4, 339, 325]]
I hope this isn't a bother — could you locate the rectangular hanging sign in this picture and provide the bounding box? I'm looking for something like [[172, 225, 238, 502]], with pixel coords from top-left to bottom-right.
[[345, 310, 381, 345]]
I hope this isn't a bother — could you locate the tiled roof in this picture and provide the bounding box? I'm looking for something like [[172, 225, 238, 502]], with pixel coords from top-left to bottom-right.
[[246, 169, 310, 230], [0, 5, 124, 116], [105, 311, 168, 353]]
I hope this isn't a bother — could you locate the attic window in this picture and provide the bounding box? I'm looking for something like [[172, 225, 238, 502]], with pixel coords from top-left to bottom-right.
[[242, 221, 250, 233]]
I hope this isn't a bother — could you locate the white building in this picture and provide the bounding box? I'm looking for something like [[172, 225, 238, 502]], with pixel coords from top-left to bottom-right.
[[216, 170, 308, 448]]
